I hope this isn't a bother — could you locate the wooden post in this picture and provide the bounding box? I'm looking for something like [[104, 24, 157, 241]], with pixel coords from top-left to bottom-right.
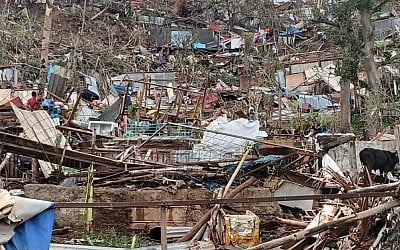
[[349, 138, 358, 180], [39, 2, 53, 88], [394, 125, 400, 158], [31, 158, 39, 182], [91, 128, 96, 155], [136, 79, 147, 121], [65, 92, 82, 126], [160, 205, 167, 250], [222, 148, 251, 197]]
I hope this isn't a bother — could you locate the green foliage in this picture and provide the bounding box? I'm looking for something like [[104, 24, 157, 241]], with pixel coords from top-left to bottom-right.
[[215, 73, 240, 86], [382, 115, 396, 129], [82, 228, 153, 248], [289, 112, 320, 133], [351, 113, 364, 136], [289, 112, 338, 133], [316, 0, 363, 81], [128, 101, 139, 119]]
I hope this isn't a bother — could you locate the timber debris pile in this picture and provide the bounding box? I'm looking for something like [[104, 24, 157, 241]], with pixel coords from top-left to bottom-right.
[[0, 0, 400, 249]]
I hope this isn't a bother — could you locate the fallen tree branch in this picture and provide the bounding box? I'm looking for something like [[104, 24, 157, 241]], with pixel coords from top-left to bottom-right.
[[247, 199, 400, 250]]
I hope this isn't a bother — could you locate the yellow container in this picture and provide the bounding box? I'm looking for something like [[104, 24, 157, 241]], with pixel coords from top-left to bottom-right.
[[224, 210, 260, 247]]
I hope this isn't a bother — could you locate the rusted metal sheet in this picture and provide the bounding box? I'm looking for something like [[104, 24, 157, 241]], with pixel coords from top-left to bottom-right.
[[149, 226, 192, 241], [224, 210, 260, 247]]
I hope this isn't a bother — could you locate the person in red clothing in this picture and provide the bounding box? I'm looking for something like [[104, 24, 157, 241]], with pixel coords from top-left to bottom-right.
[[117, 114, 125, 137], [27, 91, 37, 111]]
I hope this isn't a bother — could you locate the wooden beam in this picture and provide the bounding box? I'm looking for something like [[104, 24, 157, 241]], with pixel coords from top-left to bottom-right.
[[0, 132, 145, 170]]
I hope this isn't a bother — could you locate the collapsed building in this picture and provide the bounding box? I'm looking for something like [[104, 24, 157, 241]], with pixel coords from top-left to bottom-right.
[[0, 0, 400, 249]]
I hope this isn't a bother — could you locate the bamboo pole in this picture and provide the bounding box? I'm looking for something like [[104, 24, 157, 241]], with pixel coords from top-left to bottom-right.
[[348, 182, 400, 193], [65, 92, 82, 126], [222, 148, 251, 197], [247, 200, 400, 250]]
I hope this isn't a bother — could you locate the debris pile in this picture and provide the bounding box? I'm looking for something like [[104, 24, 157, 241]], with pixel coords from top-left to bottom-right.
[[0, 0, 399, 249]]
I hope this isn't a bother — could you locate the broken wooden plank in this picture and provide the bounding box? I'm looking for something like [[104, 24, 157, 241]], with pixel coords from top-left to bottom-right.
[[247, 199, 400, 250], [0, 132, 148, 170]]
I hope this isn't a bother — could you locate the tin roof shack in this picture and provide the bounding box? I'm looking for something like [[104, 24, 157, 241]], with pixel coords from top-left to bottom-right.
[[373, 16, 400, 41]]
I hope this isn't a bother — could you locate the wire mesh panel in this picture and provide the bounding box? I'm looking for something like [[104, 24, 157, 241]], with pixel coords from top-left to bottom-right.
[[124, 122, 194, 139]]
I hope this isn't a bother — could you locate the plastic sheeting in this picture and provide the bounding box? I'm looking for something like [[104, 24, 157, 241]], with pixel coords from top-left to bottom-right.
[[322, 154, 345, 179], [176, 116, 259, 163], [4, 207, 55, 250], [226, 155, 282, 172], [0, 192, 55, 250], [298, 95, 336, 110]]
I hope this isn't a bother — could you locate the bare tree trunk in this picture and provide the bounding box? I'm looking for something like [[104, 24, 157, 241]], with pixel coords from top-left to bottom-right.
[[360, 6, 381, 138], [360, 8, 380, 91], [340, 77, 351, 133]]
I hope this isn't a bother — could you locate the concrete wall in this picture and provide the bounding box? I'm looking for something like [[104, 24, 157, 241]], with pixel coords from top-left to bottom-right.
[[328, 140, 397, 177], [24, 184, 282, 233]]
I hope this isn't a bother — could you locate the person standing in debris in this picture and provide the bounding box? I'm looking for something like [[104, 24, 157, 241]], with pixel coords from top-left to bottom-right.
[[117, 115, 125, 137], [264, 27, 271, 42], [248, 107, 256, 122], [27, 91, 37, 111]]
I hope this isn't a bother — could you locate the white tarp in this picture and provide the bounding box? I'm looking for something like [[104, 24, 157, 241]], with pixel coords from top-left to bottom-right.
[[85, 76, 99, 97], [176, 116, 259, 163], [322, 154, 345, 179]]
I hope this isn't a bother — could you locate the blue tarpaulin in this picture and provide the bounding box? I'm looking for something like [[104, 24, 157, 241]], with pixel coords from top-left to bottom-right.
[[298, 95, 336, 110], [5, 205, 55, 250], [281, 28, 302, 36], [110, 83, 126, 94], [226, 155, 282, 172], [192, 43, 207, 49]]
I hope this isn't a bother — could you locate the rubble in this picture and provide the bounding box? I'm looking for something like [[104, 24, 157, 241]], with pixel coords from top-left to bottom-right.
[[0, 0, 399, 249]]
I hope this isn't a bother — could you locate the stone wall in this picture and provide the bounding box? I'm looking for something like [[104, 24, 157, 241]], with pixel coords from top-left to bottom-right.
[[24, 184, 282, 233]]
